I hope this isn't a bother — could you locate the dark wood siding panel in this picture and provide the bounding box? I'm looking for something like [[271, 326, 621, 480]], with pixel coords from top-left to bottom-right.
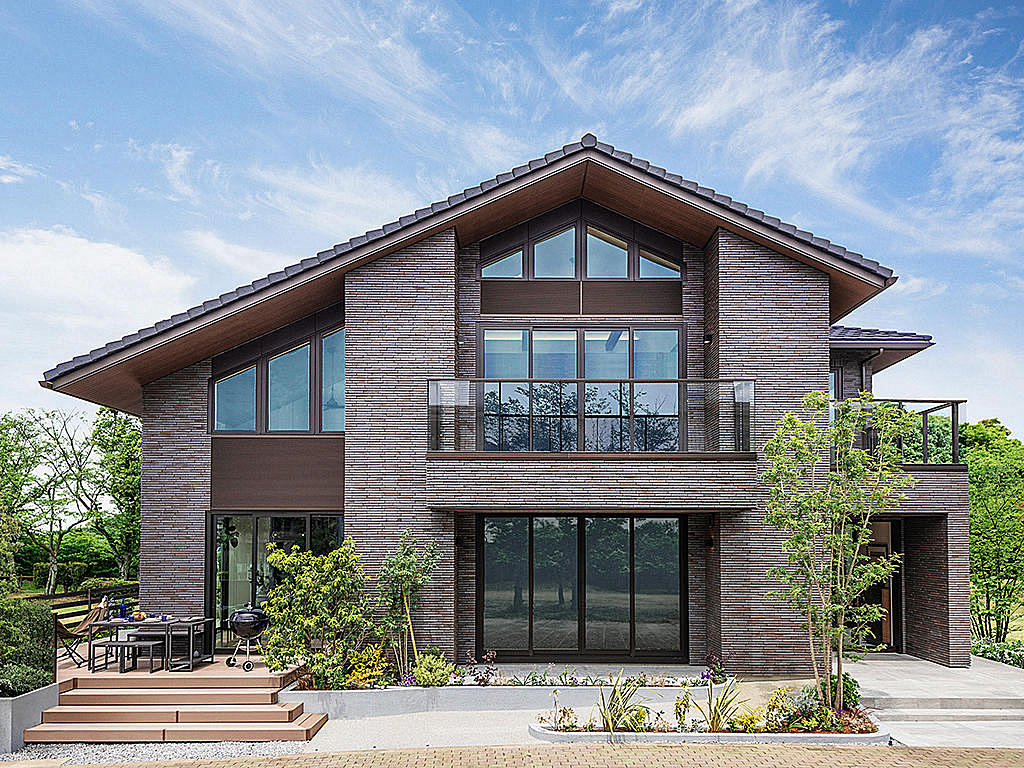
[[481, 280, 580, 315], [581, 281, 681, 315], [211, 437, 344, 509]]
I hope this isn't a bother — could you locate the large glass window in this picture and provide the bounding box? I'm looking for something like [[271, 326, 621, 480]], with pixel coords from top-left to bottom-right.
[[634, 518, 680, 650], [482, 517, 529, 651], [213, 366, 257, 431], [479, 514, 685, 658], [481, 250, 523, 279], [533, 517, 578, 651], [321, 329, 345, 432], [532, 227, 576, 278], [483, 329, 529, 378], [585, 227, 628, 278], [268, 343, 310, 431], [632, 329, 678, 379], [584, 330, 629, 451], [531, 331, 578, 452]]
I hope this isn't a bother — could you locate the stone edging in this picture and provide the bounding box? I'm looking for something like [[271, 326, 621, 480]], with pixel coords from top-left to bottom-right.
[[528, 720, 891, 745]]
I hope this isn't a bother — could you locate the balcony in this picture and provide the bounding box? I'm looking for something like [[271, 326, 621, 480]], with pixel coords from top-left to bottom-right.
[[866, 398, 968, 466], [427, 377, 755, 456]]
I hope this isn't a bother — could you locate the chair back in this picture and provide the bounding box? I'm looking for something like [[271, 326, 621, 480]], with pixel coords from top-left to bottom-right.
[[71, 597, 108, 635]]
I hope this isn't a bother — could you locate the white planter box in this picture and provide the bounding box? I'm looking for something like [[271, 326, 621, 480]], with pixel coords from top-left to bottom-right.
[[0, 683, 58, 753], [528, 719, 890, 745], [279, 680, 733, 720]]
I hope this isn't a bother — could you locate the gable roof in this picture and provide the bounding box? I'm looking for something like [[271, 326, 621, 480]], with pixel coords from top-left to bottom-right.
[[830, 324, 933, 372], [42, 134, 899, 414]]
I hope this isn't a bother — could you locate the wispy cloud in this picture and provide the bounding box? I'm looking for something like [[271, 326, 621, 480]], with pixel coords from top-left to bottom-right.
[[0, 155, 40, 184], [184, 230, 291, 280], [244, 159, 422, 239], [887, 275, 948, 300]]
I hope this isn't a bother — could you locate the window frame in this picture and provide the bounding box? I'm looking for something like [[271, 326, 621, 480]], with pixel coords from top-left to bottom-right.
[[478, 203, 684, 283], [209, 324, 344, 435]]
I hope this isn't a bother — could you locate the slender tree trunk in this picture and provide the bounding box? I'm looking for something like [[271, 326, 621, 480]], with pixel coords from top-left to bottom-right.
[[46, 558, 59, 595]]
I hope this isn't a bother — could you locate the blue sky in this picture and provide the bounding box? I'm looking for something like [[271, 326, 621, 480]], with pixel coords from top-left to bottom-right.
[[1, 0, 1023, 433]]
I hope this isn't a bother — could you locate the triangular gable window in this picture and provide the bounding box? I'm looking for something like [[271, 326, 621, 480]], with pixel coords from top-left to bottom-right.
[[639, 249, 681, 278], [481, 249, 523, 278]]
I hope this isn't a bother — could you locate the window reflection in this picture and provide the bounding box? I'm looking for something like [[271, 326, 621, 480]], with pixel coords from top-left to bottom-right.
[[532, 227, 576, 278], [482, 517, 529, 651], [268, 343, 310, 431], [585, 227, 628, 278], [639, 249, 681, 278], [214, 366, 256, 431], [321, 329, 345, 432], [481, 250, 523, 278]]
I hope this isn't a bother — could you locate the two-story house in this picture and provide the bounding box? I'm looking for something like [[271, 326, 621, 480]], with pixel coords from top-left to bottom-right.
[[41, 135, 969, 674]]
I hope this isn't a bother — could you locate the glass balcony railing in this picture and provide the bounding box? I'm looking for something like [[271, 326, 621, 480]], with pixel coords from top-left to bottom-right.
[[864, 398, 968, 465], [427, 378, 755, 454]]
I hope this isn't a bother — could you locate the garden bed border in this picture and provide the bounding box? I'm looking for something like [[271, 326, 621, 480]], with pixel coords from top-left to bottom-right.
[[278, 680, 733, 720], [527, 719, 890, 745]]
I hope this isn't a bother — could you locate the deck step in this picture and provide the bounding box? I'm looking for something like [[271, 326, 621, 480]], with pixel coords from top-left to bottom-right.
[[876, 708, 1024, 722], [24, 712, 326, 743], [60, 687, 279, 706], [72, 672, 293, 690], [163, 713, 328, 742], [42, 702, 303, 724], [24, 723, 167, 743]]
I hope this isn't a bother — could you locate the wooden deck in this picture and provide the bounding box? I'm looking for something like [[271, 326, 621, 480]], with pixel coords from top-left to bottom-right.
[[26, 657, 325, 743]]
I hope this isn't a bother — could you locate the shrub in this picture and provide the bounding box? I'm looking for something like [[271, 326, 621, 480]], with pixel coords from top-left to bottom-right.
[[692, 678, 746, 733], [0, 663, 52, 698], [261, 541, 375, 690], [345, 644, 391, 689], [808, 673, 860, 709], [673, 690, 692, 729], [728, 706, 767, 733], [0, 598, 54, 696], [596, 670, 652, 739], [973, 638, 1024, 669], [764, 686, 798, 731], [412, 653, 455, 687], [80, 577, 131, 591], [31, 561, 89, 591]]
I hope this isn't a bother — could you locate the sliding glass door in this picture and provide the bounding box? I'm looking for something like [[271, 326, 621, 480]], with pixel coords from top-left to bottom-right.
[[209, 511, 343, 647], [478, 513, 686, 660]]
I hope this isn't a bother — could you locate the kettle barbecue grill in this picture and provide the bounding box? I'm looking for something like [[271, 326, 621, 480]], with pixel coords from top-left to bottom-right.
[[225, 604, 269, 672]]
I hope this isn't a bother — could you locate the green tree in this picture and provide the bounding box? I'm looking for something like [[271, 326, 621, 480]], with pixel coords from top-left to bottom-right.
[[90, 408, 141, 580], [0, 412, 54, 593], [762, 391, 916, 711], [963, 419, 1024, 641], [376, 531, 440, 676]]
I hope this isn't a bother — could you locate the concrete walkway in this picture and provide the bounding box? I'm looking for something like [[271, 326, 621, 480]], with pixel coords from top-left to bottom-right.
[[849, 654, 1024, 747]]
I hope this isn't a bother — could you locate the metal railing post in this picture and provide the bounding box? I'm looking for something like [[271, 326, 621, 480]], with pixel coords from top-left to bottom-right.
[[952, 402, 960, 464]]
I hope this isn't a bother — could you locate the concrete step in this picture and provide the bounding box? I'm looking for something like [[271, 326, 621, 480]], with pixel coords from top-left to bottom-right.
[[59, 687, 279, 706], [24, 712, 327, 743], [42, 702, 303, 724], [876, 708, 1024, 722], [864, 696, 1024, 710]]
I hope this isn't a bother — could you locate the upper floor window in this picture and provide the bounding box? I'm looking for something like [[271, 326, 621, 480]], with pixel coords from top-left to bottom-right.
[[213, 365, 257, 431], [212, 326, 344, 434], [478, 201, 683, 283]]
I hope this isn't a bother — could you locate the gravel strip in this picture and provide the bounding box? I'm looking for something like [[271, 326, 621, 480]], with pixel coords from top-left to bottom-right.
[[0, 741, 305, 764]]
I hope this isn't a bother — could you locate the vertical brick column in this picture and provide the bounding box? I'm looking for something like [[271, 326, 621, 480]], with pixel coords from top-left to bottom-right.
[[344, 229, 458, 659], [706, 229, 830, 674], [139, 360, 211, 616], [903, 511, 971, 666]]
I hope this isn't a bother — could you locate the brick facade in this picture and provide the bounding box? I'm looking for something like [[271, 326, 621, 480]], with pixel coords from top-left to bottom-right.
[[139, 360, 211, 616], [132, 201, 970, 675], [344, 229, 458, 658]]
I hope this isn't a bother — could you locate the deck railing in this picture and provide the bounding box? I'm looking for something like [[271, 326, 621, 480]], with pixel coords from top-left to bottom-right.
[[427, 377, 755, 454], [866, 398, 967, 465]]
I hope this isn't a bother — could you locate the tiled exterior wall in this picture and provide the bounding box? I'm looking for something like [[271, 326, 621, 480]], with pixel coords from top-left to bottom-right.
[[900, 467, 971, 666], [344, 229, 458, 659], [708, 229, 831, 674], [139, 360, 211, 616], [830, 348, 872, 398]]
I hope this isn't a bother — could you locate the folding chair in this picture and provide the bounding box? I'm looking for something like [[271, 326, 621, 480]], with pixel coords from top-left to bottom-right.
[[55, 598, 108, 667]]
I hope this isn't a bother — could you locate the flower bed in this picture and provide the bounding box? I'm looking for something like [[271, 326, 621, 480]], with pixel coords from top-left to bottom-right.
[[972, 638, 1024, 669], [531, 674, 880, 744]]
